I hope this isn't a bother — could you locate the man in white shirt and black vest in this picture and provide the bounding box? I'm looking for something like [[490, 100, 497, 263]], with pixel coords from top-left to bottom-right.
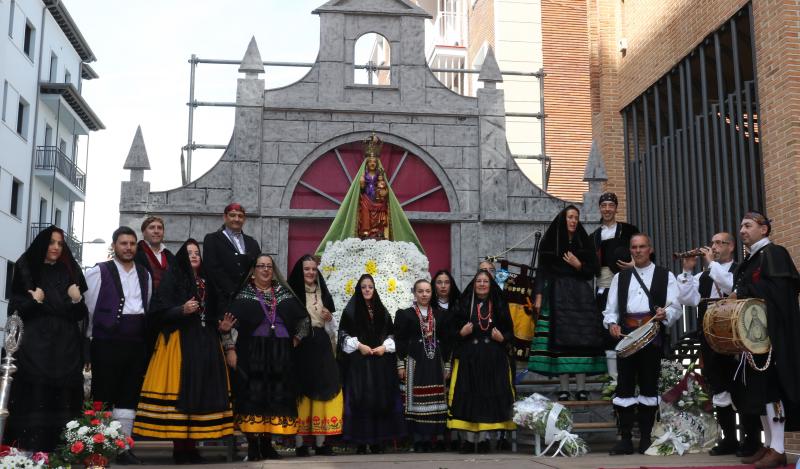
[[85, 226, 152, 465], [676, 232, 760, 457], [603, 233, 681, 455]]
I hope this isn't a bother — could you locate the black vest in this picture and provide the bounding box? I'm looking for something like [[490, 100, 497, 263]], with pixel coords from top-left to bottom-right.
[[617, 265, 669, 316], [697, 262, 737, 317]]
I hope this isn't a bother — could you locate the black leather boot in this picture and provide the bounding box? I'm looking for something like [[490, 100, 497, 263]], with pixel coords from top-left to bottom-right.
[[609, 405, 635, 455]]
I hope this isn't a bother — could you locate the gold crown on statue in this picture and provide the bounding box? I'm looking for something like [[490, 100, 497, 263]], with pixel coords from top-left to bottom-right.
[[363, 133, 383, 159]]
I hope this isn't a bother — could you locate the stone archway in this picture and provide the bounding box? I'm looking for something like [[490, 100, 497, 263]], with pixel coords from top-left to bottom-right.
[[287, 138, 452, 273]]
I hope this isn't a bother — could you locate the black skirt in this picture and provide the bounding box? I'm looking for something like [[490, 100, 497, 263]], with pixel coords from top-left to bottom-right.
[[342, 352, 405, 443], [4, 377, 83, 452], [233, 336, 297, 418], [177, 323, 231, 414], [450, 338, 514, 424], [295, 327, 340, 401]]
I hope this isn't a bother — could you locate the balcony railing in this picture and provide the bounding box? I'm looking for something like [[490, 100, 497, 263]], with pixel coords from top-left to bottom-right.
[[35, 146, 86, 193], [30, 222, 82, 262], [434, 11, 466, 47]]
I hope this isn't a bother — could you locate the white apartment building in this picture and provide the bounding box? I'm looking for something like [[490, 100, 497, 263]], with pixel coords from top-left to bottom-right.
[[0, 0, 103, 324], [415, 0, 545, 187]]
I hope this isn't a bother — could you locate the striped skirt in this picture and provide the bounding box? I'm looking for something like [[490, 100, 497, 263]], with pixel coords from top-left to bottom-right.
[[401, 355, 447, 437]]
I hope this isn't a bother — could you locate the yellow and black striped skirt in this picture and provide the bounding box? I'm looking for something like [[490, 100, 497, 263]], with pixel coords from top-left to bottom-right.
[[133, 332, 234, 440]]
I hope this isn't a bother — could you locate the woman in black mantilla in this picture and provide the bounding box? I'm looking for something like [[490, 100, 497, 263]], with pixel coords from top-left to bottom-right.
[[447, 270, 515, 454], [132, 239, 235, 463], [224, 254, 310, 461], [338, 274, 405, 454], [432, 269, 460, 360], [5, 226, 88, 452], [395, 279, 450, 452], [287, 255, 342, 457], [528, 205, 606, 401], [431, 269, 461, 451]]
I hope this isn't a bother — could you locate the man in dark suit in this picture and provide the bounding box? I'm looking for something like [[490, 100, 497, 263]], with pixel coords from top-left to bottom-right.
[[202, 203, 261, 311], [133, 215, 176, 292]]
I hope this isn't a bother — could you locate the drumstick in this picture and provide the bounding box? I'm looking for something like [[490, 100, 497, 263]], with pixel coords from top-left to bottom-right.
[[644, 301, 672, 324]]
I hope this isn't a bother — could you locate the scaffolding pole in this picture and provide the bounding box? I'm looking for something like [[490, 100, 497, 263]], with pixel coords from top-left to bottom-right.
[[184, 55, 547, 186]]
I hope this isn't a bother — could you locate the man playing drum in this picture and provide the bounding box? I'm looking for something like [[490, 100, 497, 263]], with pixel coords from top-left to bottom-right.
[[603, 234, 681, 455], [676, 232, 759, 456], [729, 211, 800, 469]]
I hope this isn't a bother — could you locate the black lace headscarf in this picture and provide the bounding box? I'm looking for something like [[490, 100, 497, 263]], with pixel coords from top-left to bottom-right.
[[537, 205, 596, 269], [455, 269, 513, 338], [340, 273, 391, 346], [171, 239, 204, 284], [287, 254, 335, 313], [12, 225, 87, 295]]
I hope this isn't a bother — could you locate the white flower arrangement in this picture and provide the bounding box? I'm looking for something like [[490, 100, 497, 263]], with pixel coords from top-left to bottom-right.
[[320, 238, 430, 319], [0, 449, 47, 469], [513, 393, 589, 457]]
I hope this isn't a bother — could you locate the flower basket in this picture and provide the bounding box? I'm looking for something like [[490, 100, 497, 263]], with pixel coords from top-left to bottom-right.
[[52, 401, 131, 468]]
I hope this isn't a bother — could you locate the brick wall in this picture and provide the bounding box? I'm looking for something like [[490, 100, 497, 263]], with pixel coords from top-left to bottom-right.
[[588, 0, 800, 448], [754, 1, 800, 451], [751, 0, 800, 264], [467, 0, 495, 69], [540, 0, 592, 201]]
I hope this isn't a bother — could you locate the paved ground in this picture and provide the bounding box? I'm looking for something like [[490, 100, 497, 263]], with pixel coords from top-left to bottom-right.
[[131, 444, 799, 468]]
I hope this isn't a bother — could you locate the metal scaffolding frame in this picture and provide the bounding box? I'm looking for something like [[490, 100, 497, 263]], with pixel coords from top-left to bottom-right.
[[183, 55, 548, 188]]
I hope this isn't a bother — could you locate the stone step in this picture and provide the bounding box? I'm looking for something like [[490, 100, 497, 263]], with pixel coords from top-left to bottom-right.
[[557, 399, 613, 407], [574, 421, 617, 430]]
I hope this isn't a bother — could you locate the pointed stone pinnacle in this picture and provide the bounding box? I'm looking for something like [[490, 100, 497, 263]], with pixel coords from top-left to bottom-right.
[[123, 125, 150, 170], [478, 47, 503, 84], [583, 140, 607, 182], [239, 36, 265, 75]]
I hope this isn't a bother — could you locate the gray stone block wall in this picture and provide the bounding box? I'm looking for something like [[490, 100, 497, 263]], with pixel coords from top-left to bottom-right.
[[118, 0, 602, 283]]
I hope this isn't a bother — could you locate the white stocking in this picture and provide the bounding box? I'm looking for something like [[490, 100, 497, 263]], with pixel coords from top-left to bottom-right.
[[766, 403, 785, 454], [576, 373, 586, 391], [112, 408, 136, 450], [760, 415, 771, 447], [315, 435, 325, 447], [559, 374, 570, 392], [295, 435, 304, 448]]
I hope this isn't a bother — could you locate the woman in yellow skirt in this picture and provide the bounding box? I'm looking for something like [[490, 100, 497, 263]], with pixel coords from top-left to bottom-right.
[[133, 239, 235, 464], [224, 254, 310, 461], [448, 269, 516, 454], [288, 255, 343, 456]]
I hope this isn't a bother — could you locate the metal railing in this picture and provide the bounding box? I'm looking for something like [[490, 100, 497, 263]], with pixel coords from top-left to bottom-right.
[[35, 146, 87, 193], [184, 55, 546, 185], [29, 222, 82, 262]]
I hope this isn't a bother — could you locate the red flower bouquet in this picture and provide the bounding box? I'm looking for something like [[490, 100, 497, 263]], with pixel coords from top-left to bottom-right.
[[53, 401, 131, 467]]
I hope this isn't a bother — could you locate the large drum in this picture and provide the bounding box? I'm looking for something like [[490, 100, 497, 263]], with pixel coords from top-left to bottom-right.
[[615, 322, 660, 358], [703, 298, 770, 355]]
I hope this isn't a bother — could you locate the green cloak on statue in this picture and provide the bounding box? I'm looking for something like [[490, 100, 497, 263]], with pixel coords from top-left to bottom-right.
[[315, 154, 423, 256]]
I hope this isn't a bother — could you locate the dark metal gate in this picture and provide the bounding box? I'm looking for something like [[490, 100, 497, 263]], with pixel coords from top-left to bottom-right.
[[622, 3, 764, 272]]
